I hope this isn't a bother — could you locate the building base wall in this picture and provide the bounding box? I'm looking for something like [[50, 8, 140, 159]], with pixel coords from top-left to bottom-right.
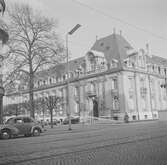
[[158, 110, 167, 121]]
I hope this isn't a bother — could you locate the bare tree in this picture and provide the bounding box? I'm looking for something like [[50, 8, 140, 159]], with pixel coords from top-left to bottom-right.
[[4, 4, 65, 118], [43, 95, 62, 128]]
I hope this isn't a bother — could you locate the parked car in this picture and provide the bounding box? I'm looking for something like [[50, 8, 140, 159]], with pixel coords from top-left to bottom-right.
[[48, 119, 60, 125], [63, 116, 80, 125], [0, 116, 44, 139]]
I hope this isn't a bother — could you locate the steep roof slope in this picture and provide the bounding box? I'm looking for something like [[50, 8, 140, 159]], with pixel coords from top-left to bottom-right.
[[35, 57, 85, 79], [146, 55, 167, 67], [91, 33, 133, 67], [35, 33, 167, 80]]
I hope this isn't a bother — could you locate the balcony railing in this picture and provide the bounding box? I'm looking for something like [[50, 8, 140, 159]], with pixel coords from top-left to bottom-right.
[[140, 87, 147, 98], [87, 64, 107, 75], [86, 90, 96, 97], [111, 89, 118, 96]]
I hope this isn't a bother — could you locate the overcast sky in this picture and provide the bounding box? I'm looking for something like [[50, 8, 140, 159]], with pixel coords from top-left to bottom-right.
[[6, 0, 167, 59]]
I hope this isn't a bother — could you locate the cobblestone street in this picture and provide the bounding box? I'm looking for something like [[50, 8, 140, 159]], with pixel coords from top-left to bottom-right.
[[0, 121, 167, 165]]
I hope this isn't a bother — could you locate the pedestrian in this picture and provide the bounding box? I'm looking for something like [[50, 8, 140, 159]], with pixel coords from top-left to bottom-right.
[[124, 112, 129, 123]]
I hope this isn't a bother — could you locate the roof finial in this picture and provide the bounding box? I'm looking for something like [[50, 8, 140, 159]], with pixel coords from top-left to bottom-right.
[[146, 43, 152, 57], [120, 30, 122, 36], [96, 35, 98, 41]]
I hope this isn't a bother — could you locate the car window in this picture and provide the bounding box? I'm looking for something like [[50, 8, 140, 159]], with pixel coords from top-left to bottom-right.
[[15, 118, 23, 124], [23, 117, 33, 123], [30, 117, 35, 123], [6, 118, 14, 124]]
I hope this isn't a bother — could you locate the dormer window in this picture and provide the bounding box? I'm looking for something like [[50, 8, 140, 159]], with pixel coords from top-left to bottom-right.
[[106, 46, 110, 50], [124, 60, 128, 67], [70, 72, 73, 78], [152, 65, 154, 71], [49, 78, 52, 84], [138, 56, 142, 67], [158, 66, 161, 74], [100, 42, 104, 46], [57, 77, 61, 82], [63, 75, 66, 81], [161, 68, 165, 75]]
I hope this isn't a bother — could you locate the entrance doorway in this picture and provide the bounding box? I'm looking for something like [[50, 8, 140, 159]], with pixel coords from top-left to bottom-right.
[[93, 98, 99, 117]]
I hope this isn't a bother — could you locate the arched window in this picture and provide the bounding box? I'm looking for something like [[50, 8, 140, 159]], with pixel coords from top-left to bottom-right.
[[63, 75, 66, 81], [49, 78, 52, 84]]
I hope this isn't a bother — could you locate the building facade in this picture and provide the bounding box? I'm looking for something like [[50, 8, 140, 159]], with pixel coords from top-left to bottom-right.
[[4, 32, 167, 121]]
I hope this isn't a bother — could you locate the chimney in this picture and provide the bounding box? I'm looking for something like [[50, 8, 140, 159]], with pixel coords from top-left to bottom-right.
[[146, 43, 152, 57]]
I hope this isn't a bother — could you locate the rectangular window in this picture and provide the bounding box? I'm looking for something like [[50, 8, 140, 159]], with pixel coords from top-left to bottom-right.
[[164, 68, 167, 75], [113, 79, 118, 89], [74, 87, 79, 97], [128, 77, 134, 89], [74, 103, 79, 113]]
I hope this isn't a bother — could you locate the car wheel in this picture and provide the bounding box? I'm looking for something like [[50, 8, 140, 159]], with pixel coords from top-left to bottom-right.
[[1, 130, 11, 140], [33, 128, 40, 136]]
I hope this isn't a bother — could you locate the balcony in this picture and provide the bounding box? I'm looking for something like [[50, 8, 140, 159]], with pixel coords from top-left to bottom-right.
[[140, 87, 147, 98], [86, 90, 96, 98], [86, 64, 107, 75], [111, 89, 118, 96]]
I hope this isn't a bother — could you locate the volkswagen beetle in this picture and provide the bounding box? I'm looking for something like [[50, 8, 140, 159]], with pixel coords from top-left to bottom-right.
[[0, 116, 44, 139]]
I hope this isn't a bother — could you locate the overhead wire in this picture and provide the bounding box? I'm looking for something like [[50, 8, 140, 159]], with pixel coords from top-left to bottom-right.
[[71, 0, 167, 41]]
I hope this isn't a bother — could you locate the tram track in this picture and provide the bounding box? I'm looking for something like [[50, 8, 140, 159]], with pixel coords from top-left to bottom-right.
[[1, 131, 167, 165]]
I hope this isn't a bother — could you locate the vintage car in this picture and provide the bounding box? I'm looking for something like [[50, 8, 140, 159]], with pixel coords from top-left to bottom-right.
[[0, 116, 44, 139], [63, 116, 80, 125]]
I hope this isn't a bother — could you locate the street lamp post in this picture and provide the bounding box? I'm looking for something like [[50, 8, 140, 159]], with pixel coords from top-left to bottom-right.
[[66, 24, 81, 130]]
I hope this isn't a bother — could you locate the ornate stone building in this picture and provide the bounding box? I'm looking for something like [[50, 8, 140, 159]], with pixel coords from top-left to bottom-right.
[[4, 32, 167, 121]]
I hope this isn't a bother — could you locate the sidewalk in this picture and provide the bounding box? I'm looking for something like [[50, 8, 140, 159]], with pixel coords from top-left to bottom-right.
[[43, 119, 159, 135]]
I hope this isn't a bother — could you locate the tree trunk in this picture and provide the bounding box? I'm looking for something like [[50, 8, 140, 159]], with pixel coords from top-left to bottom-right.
[[50, 108, 53, 128], [29, 72, 35, 118], [0, 95, 3, 124]]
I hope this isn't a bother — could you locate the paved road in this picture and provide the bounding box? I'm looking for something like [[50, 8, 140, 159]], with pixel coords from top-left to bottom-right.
[[0, 121, 167, 165]]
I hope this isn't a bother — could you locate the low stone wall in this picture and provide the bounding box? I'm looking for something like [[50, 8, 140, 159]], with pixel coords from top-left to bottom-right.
[[158, 110, 167, 121]]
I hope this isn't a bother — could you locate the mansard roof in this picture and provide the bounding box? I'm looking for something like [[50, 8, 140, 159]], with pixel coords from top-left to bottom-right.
[[91, 33, 133, 67], [146, 55, 167, 67], [35, 33, 167, 80], [35, 57, 85, 79]]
